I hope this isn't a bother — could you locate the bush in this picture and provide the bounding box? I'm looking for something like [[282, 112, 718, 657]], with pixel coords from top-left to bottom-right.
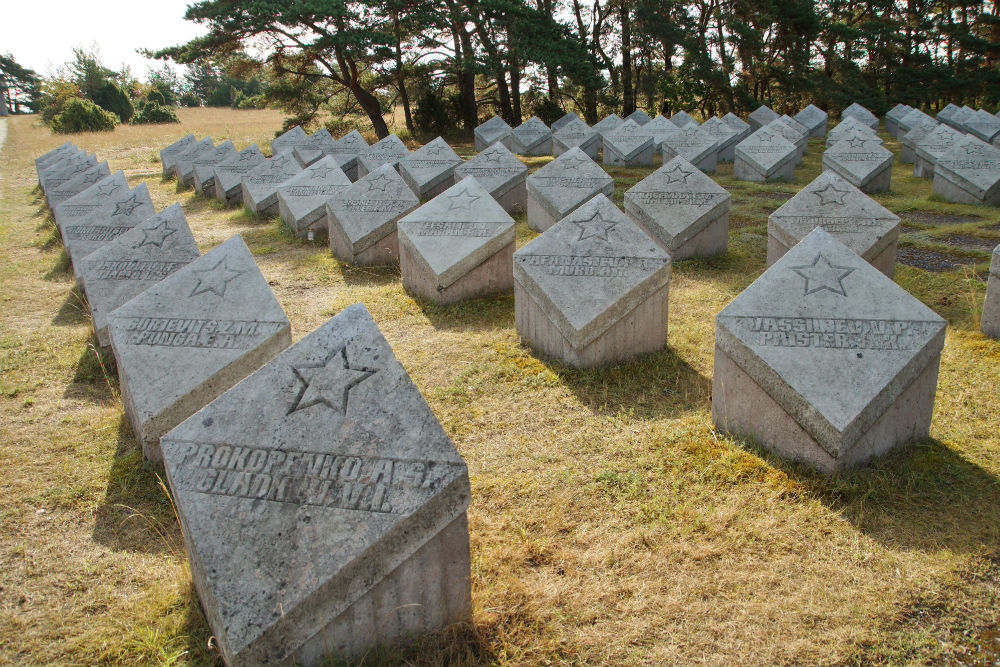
[[179, 91, 202, 108], [92, 82, 133, 123], [532, 97, 564, 126], [130, 102, 180, 125], [413, 89, 453, 134], [50, 97, 118, 133], [146, 89, 167, 106]]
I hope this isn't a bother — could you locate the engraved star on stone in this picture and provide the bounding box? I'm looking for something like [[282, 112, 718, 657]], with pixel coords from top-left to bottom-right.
[[813, 183, 850, 206], [189, 256, 244, 298], [238, 151, 256, 162], [663, 164, 693, 185], [287, 347, 377, 415], [482, 148, 504, 163], [559, 154, 589, 171], [310, 165, 336, 180], [136, 220, 177, 248], [964, 143, 985, 156], [366, 172, 392, 192], [97, 182, 122, 197], [757, 133, 775, 143], [112, 194, 142, 217], [845, 137, 868, 149], [446, 188, 481, 211], [81, 171, 102, 184], [574, 211, 618, 242], [424, 145, 446, 156], [791, 253, 856, 297]]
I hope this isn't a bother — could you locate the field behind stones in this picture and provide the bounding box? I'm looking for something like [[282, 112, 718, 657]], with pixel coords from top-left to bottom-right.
[[1, 107, 1000, 666]]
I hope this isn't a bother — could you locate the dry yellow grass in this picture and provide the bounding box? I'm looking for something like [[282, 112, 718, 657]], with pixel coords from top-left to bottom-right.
[[1, 108, 999, 667]]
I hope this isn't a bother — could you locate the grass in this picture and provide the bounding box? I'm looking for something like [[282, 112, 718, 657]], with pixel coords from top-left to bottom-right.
[[1, 107, 999, 666]]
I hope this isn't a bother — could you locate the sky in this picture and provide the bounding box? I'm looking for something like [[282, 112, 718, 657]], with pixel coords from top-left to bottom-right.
[[5, 0, 210, 81]]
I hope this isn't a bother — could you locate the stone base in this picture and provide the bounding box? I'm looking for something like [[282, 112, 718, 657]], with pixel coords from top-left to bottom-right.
[[767, 232, 896, 277], [933, 172, 1000, 205], [807, 122, 828, 138], [275, 513, 472, 666], [914, 155, 935, 179], [718, 143, 737, 163], [514, 281, 668, 368], [662, 213, 729, 260], [886, 119, 900, 137], [983, 273, 1000, 339], [526, 192, 590, 233], [494, 180, 527, 215], [554, 138, 599, 160], [400, 240, 514, 305], [330, 229, 399, 266], [857, 162, 893, 194], [733, 157, 795, 182], [604, 145, 653, 167], [692, 151, 719, 174], [421, 175, 456, 201], [514, 138, 552, 156], [711, 344, 939, 474], [900, 145, 915, 163], [195, 178, 216, 198], [279, 203, 326, 238]]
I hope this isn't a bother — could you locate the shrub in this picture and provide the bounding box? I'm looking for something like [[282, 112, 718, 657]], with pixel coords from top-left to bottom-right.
[[179, 91, 202, 107], [146, 89, 167, 106], [532, 97, 564, 126], [50, 97, 118, 133], [413, 88, 452, 134], [130, 103, 180, 125], [92, 82, 133, 123]]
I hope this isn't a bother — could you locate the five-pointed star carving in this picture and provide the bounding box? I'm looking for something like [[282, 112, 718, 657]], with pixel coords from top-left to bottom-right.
[[574, 211, 618, 242], [446, 188, 481, 211], [791, 253, 856, 297], [137, 220, 177, 248], [366, 172, 392, 192], [287, 348, 377, 415], [97, 181, 122, 197], [310, 165, 336, 180], [482, 147, 505, 163], [189, 256, 244, 298], [757, 132, 775, 143], [238, 151, 257, 162], [81, 171, 103, 184], [964, 143, 986, 156], [559, 153, 589, 171], [845, 136, 868, 149], [813, 183, 850, 206], [663, 164, 693, 185], [424, 144, 446, 156], [112, 194, 143, 217]]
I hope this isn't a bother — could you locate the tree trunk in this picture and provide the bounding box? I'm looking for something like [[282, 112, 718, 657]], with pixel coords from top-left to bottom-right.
[[352, 83, 389, 138], [510, 48, 523, 121], [392, 12, 413, 132], [620, 0, 634, 116]]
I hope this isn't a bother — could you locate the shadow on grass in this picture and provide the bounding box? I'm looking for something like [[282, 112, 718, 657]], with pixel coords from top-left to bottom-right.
[[743, 436, 1000, 555], [52, 284, 89, 325], [411, 291, 515, 332], [544, 345, 712, 420], [92, 417, 181, 556], [63, 335, 118, 405], [340, 261, 402, 288]]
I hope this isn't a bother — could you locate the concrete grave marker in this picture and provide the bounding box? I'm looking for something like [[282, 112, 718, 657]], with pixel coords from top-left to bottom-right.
[[509, 116, 553, 156], [841, 102, 879, 130], [900, 120, 938, 164], [592, 113, 624, 147], [292, 128, 336, 167], [242, 153, 303, 217], [966, 110, 1000, 144], [160, 303, 471, 666], [527, 147, 614, 232], [327, 165, 420, 265], [748, 105, 780, 131], [625, 109, 653, 126], [397, 177, 516, 303], [329, 130, 369, 181], [53, 171, 129, 232], [700, 117, 741, 162], [214, 145, 265, 205], [175, 138, 220, 188], [898, 108, 935, 137], [794, 104, 829, 137], [936, 103, 962, 129], [160, 134, 196, 177], [356, 134, 410, 178], [768, 171, 900, 275], [603, 119, 654, 166], [624, 156, 730, 259], [722, 112, 752, 141], [40, 150, 96, 193], [453, 142, 527, 214], [45, 160, 111, 207], [775, 115, 810, 156], [514, 195, 671, 368], [914, 123, 964, 178], [552, 118, 600, 159], [826, 118, 881, 147], [192, 141, 238, 196], [734, 128, 797, 182], [669, 110, 699, 128], [474, 115, 513, 152], [932, 135, 1000, 205], [277, 156, 352, 237], [109, 235, 291, 461], [644, 115, 681, 151], [764, 119, 806, 163], [398, 137, 463, 200], [80, 203, 201, 347], [270, 125, 308, 156], [885, 104, 913, 137], [982, 244, 1000, 339], [713, 227, 946, 473], [952, 106, 977, 133], [661, 124, 720, 173], [552, 111, 583, 132], [822, 137, 894, 193], [36, 141, 76, 176]]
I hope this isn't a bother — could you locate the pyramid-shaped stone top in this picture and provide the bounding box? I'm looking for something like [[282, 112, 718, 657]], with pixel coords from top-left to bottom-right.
[[937, 103, 961, 125], [886, 103, 913, 123], [794, 104, 828, 132], [214, 145, 265, 195], [669, 110, 699, 128], [624, 156, 730, 251], [36, 141, 76, 175], [270, 125, 308, 156], [769, 171, 899, 261], [54, 171, 129, 231], [764, 119, 806, 149], [64, 183, 157, 270], [192, 141, 237, 187], [827, 117, 880, 145], [358, 134, 410, 173], [553, 118, 598, 149], [398, 136, 463, 194], [735, 128, 797, 175], [966, 110, 1000, 143], [81, 203, 201, 344], [626, 109, 652, 126], [777, 115, 809, 139], [527, 147, 613, 222], [716, 227, 945, 458], [510, 116, 552, 151], [397, 177, 515, 289], [935, 136, 1000, 200], [243, 153, 303, 208], [902, 122, 938, 150], [293, 128, 336, 166], [953, 106, 977, 129], [326, 129, 368, 174], [701, 116, 740, 143], [513, 194, 670, 349], [171, 137, 215, 177], [823, 137, 893, 186], [326, 164, 420, 254], [593, 113, 623, 136], [842, 102, 879, 129], [604, 119, 653, 160], [41, 150, 96, 191], [160, 303, 469, 665], [46, 161, 111, 206], [749, 105, 780, 128], [722, 112, 751, 132], [552, 111, 583, 132], [899, 108, 935, 133], [453, 142, 526, 195], [475, 115, 513, 146], [644, 115, 681, 147], [914, 123, 964, 162], [278, 156, 352, 225], [160, 134, 196, 171], [663, 124, 721, 163]]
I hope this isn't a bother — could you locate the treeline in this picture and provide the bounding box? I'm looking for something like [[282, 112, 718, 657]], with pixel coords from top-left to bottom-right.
[[152, 0, 1000, 138]]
